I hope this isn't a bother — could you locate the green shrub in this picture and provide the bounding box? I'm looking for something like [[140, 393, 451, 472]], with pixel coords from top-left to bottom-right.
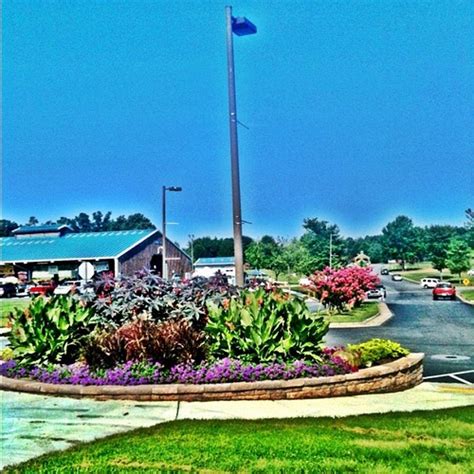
[[0, 347, 14, 361], [347, 338, 409, 367], [8, 296, 99, 366], [206, 288, 328, 363]]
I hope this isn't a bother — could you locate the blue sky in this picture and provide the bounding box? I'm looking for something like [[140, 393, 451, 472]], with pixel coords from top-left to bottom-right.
[[3, 0, 473, 245]]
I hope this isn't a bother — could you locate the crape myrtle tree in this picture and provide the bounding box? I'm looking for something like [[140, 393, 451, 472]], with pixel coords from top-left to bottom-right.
[[305, 266, 380, 311], [446, 238, 471, 279]]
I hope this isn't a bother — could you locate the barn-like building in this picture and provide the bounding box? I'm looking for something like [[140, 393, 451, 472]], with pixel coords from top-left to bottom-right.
[[0, 225, 191, 280]]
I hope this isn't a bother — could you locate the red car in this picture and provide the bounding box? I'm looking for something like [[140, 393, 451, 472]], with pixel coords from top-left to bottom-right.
[[29, 282, 56, 297], [432, 282, 456, 301]]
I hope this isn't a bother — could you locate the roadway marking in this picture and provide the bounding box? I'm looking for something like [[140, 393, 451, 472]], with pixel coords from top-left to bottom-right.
[[424, 369, 474, 385]]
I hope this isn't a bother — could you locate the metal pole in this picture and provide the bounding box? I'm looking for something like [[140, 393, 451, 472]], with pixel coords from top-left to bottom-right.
[[162, 186, 167, 280], [189, 234, 194, 271], [225, 5, 244, 287]]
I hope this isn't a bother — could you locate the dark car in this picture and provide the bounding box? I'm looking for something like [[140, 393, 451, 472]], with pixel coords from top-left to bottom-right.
[[380, 268, 389, 275], [0, 283, 17, 298], [432, 282, 456, 301]]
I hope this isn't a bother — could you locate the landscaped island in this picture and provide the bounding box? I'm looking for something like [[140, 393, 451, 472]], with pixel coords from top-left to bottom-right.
[[0, 269, 417, 398]]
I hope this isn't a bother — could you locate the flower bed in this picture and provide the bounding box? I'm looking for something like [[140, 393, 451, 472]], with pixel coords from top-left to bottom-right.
[[0, 351, 355, 386], [1, 272, 422, 400]]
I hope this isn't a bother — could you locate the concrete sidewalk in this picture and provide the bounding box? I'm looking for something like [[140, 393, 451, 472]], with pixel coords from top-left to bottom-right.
[[1, 382, 473, 469]]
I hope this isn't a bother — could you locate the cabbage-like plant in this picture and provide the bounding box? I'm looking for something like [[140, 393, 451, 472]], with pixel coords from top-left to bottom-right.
[[90, 270, 237, 329], [206, 288, 328, 363], [8, 296, 99, 366]]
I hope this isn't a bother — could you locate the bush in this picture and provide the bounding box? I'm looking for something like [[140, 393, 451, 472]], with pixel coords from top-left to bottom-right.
[[82, 318, 207, 370], [8, 296, 98, 366], [347, 339, 409, 367], [206, 288, 328, 363], [305, 266, 380, 310], [90, 270, 237, 329]]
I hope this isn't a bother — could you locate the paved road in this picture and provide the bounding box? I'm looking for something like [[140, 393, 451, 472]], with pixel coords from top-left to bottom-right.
[[325, 272, 474, 384]]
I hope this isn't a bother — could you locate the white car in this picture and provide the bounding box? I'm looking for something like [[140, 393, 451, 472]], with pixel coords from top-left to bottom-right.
[[467, 269, 474, 276], [391, 274, 403, 281], [420, 278, 439, 289], [299, 277, 312, 286], [54, 280, 91, 296]]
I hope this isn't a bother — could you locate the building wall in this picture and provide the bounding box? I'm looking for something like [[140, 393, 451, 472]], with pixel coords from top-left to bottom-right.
[[119, 236, 191, 277]]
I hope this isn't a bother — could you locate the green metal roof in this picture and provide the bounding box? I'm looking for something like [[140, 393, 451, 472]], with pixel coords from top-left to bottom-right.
[[0, 229, 159, 263]]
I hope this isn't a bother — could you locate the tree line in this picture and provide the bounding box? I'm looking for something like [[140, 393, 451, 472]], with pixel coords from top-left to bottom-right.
[[0, 212, 155, 236], [188, 211, 474, 279]]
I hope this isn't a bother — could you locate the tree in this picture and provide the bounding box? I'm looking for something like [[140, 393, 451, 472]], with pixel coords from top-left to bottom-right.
[[0, 219, 19, 237], [187, 236, 254, 260], [381, 216, 418, 270], [300, 218, 345, 270], [425, 225, 457, 276], [244, 235, 279, 270], [446, 238, 470, 278], [27, 216, 39, 225], [306, 266, 380, 310]]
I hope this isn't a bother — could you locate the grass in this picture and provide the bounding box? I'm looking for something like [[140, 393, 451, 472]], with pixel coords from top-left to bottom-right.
[[327, 302, 379, 323], [6, 407, 474, 473], [392, 267, 473, 285], [0, 298, 30, 327], [460, 290, 474, 301]]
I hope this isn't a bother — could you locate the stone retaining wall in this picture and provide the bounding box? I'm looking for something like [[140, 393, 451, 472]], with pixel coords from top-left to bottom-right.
[[0, 353, 424, 401]]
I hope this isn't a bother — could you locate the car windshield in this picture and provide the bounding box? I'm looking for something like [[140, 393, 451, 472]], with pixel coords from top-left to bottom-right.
[[436, 283, 452, 288]]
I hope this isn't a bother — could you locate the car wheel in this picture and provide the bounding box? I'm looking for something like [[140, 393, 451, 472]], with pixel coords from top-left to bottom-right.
[[433, 296, 437, 300], [451, 295, 456, 300]]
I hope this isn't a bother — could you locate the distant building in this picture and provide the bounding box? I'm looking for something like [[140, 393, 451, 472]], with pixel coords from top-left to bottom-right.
[[353, 251, 371, 267], [0, 225, 191, 280], [193, 256, 235, 283]]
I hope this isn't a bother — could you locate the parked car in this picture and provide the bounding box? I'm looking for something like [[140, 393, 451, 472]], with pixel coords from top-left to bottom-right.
[[380, 268, 389, 275], [299, 277, 312, 286], [432, 282, 456, 300], [0, 283, 17, 298], [16, 284, 32, 297], [420, 278, 439, 289], [366, 284, 386, 300], [467, 269, 474, 276], [29, 282, 55, 297], [391, 274, 403, 281], [54, 280, 87, 296]]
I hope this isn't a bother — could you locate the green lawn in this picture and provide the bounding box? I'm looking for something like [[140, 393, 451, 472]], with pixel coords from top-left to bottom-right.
[[6, 407, 473, 473], [460, 290, 474, 301], [395, 268, 473, 285], [0, 299, 30, 327], [328, 302, 379, 323]]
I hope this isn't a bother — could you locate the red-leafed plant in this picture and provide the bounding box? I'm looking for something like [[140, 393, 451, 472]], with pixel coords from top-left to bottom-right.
[[304, 266, 380, 311]]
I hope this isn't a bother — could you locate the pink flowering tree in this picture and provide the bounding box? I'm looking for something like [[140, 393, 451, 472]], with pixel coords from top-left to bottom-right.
[[304, 266, 380, 311]]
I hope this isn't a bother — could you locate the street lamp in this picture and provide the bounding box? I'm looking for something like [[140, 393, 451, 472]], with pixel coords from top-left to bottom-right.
[[162, 186, 182, 280], [188, 234, 195, 272], [225, 5, 257, 287]]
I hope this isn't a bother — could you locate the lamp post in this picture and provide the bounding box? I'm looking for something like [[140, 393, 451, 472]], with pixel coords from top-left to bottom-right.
[[162, 185, 182, 280], [188, 233, 195, 272], [225, 5, 257, 287]]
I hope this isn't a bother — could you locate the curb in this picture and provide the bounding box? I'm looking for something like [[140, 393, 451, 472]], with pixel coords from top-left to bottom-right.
[[329, 302, 393, 329], [457, 293, 474, 306], [0, 354, 424, 402]]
